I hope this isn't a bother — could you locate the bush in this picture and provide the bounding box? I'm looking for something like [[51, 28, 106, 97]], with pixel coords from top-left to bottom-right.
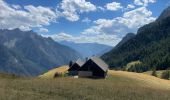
[[161, 70, 170, 80], [127, 64, 149, 73], [54, 72, 61, 78], [54, 72, 68, 78], [151, 67, 157, 77]]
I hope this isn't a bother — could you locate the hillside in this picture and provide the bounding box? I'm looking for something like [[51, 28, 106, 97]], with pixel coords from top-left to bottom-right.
[[0, 69, 170, 100], [157, 6, 170, 21], [0, 29, 81, 76], [0, 43, 43, 76], [40, 66, 170, 90], [102, 6, 170, 70], [60, 41, 112, 58], [115, 33, 135, 48], [39, 65, 69, 78], [143, 70, 166, 78]]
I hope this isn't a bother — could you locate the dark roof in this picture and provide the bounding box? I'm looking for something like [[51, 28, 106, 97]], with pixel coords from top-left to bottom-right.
[[90, 56, 109, 72]]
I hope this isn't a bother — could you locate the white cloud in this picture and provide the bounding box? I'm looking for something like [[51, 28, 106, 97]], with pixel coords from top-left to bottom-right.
[[82, 17, 91, 23], [38, 28, 49, 33], [0, 0, 157, 46], [105, 2, 123, 11], [82, 7, 156, 37], [0, 0, 58, 31], [12, 5, 21, 9], [134, 0, 143, 6], [82, 18, 115, 35], [42, 32, 120, 46], [48, 32, 73, 41], [127, 4, 135, 9], [124, 4, 135, 11], [98, 6, 105, 11], [62, 11, 79, 22], [60, 0, 96, 21], [94, 19, 113, 28], [122, 7, 155, 28], [134, 0, 156, 6]]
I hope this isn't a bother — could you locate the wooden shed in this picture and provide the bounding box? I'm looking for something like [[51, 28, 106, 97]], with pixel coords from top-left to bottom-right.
[[78, 56, 108, 78], [68, 59, 84, 75]]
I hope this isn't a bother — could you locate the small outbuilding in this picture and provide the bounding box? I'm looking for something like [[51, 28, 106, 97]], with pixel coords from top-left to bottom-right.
[[68, 59, 84, 75], [78, 56, 108, 78]]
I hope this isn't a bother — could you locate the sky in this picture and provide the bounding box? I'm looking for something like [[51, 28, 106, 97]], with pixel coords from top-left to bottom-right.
[[1, 0, 170, 46]]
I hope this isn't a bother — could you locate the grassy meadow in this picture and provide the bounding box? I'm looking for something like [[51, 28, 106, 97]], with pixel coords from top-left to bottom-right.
[[0, 68, 170, 100], [143, 70, 165, 78], [39, 65, 69, 78]]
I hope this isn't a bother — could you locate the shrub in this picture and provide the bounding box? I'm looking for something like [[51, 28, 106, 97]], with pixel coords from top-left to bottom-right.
[[161, 70, 170, 80], [151, 67, 157, 77], [54, 72, 67, 78], [54, 72, 61, 78], [127, 64, 149, 73]]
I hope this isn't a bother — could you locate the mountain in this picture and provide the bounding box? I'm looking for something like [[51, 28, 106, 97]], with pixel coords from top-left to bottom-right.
[[102, 6, 170, 70], [115, 33, 135, 48], [59, 41, 113, 58], [157, 6, 170, 21], [0, 29, 81, 76], [0, 43, 44, 76]]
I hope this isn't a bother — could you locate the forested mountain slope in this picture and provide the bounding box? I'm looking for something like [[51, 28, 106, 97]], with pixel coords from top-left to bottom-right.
[[102, 6, 170, 70]]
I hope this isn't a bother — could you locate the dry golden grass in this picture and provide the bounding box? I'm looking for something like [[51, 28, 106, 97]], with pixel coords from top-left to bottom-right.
[[39, 65, 69, 78], [40, 66, 170, 90], [108, 70, 170, 90], [143, 70, 165, 78], [0, 67, 170, 100]]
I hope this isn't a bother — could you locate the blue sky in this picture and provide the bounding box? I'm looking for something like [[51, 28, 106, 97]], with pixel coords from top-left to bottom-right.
[[1, 0, 170, 46]]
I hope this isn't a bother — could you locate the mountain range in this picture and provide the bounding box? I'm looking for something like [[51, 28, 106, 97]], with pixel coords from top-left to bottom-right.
[[1, 5, 170, 76], [60, 41, 113, 58], [102, 6, 170, 70], [0, 29, 81, 76]]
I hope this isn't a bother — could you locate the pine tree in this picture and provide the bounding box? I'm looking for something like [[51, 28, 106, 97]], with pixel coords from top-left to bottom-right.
[[69, 61, 73, 67]]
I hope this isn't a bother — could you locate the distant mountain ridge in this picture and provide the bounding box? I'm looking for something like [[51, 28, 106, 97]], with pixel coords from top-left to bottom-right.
[[0, 29, 81, 76], [102, 6, 170, 70], [59, 41, 113, 58]]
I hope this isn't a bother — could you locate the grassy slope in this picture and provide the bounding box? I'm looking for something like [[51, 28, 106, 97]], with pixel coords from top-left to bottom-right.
[[0, 67, 170, 100], [109, 70, 170, 90], [39, 65, 69, 78], [143, 70, 165, 78]]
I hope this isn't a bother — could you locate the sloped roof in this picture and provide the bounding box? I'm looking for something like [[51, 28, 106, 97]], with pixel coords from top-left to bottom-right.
[[75, 59, 84, 66], [90, 56, 109, 72], [68, 59, 84, 71]]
